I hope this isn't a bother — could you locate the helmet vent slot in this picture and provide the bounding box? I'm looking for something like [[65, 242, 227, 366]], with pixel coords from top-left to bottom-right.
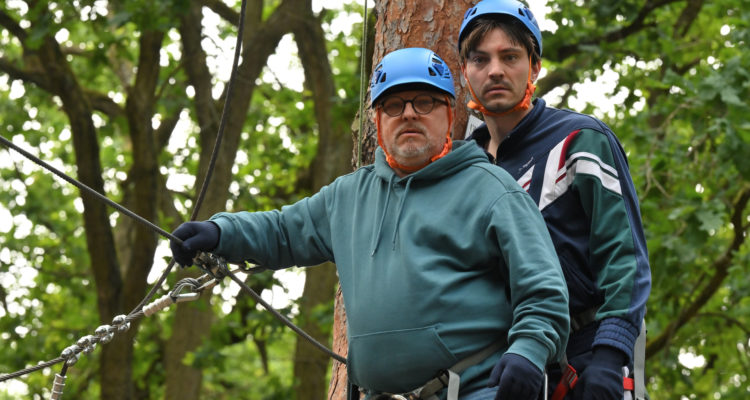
[[430, 56, 450, 78]]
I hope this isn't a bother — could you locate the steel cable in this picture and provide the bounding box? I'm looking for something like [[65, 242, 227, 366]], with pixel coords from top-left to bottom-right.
[[227, 270, 346, 364], [1, 0, 348, 384], [0, 134, 183, 245], [0, 358, 65, 382]]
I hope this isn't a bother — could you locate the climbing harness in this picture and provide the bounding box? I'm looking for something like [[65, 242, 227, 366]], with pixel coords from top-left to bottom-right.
[[351, 341, 504, 400]]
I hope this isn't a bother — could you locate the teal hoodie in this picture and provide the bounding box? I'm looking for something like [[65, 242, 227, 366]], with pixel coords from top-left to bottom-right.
[[210, 141, 569, 396]]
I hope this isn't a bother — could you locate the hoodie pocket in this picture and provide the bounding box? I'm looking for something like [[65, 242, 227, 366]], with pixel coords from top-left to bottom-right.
[[348, 325, 458, 394]]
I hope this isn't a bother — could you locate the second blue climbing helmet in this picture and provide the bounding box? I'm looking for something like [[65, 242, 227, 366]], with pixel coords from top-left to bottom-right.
[[458, 0, 542, 57]]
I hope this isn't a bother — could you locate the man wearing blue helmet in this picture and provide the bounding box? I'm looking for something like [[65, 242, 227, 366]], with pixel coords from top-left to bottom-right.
[[457, 1, 652, 400], [168, 47, 569, 400]]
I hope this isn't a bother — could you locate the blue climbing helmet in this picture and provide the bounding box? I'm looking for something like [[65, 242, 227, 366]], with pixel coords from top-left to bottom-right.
[[370, 47, 455, 107], [458, 0, 542, 57]]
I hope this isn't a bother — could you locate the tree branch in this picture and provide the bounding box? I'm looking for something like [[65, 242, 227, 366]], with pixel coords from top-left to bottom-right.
[[0, 10, 27, 41], [83, 89, 124, 119], [547, 0, 681, 62], [696, 312, 750, 336], [647, 187, 750, 357], [0, 55, 48, 88], [673, 0, 705, 38], [200, 0, 240, 25], [155, 110, 183, 152]]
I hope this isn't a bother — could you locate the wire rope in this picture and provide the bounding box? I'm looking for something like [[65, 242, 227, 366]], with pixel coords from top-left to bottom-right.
[[0, 135, 182, 245], [1, 0, 251, 382], [228, 270, 346, 364], [356, 0, 370, 168], [0, 0, 350, 384]]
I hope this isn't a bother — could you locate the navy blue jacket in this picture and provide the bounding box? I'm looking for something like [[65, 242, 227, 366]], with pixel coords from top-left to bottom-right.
[[468, 98, 651, 363]]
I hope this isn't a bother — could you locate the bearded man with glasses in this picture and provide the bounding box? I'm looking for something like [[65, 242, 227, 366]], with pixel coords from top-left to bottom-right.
[[170, 48, 569, 400]]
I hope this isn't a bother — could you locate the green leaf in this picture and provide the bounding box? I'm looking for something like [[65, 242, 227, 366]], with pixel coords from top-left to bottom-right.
[[695, 208, 724, 233]]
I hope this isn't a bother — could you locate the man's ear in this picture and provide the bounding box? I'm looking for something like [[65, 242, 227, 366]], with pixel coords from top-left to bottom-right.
[[531, 60, 542, 82]]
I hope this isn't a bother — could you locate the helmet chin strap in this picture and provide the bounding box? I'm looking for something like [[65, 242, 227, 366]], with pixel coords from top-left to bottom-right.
[[376, 95, 454, 173], [464, 56, 536, 118]]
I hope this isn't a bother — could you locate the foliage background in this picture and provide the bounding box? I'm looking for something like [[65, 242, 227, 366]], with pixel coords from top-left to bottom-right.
[[1, 0, 749, 399]]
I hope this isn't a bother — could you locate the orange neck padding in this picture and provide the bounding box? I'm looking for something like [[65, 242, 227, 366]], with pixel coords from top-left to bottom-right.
[[465, 57, 536, 118], [376, 95, 454, 173]]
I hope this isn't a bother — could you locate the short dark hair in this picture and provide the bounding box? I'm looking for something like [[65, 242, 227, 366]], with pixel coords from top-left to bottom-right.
[[459, 16, 540, 65]]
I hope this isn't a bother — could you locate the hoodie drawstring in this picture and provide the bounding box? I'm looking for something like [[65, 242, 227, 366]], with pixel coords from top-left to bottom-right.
[[370, 175, 415, 255], [370, 175, 394, 256], [390, 177, 413, 249]]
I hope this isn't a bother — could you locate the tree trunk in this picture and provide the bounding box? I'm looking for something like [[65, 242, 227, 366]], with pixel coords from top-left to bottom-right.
[[328, 1, 475, 398], [34, 30, 143, 399], [164, 1, 303, 399], [291, 1, 355, 398], [292, 264, 339, 398]]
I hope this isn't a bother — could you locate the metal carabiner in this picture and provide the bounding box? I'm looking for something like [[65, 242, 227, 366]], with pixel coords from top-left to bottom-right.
[[172, 292, 200, 303]]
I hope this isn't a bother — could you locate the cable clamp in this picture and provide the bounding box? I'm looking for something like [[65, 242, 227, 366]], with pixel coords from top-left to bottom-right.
[[193, 252, 229, 280], [60, 345, 80, 366], [173, 292, 201, 303]]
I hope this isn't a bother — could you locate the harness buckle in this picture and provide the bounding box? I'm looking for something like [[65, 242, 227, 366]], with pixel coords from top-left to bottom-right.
[[550, 363, 578, 400], [562, 363, 578, 389]]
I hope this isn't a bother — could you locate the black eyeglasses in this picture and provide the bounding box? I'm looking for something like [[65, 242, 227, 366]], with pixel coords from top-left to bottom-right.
[[379, 94, 448, 117]]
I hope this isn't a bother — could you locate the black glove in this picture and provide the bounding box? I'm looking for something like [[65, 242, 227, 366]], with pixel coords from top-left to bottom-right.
[[488, 353, 543, 400], [571, 346, 626, 400], [170, 221, 220, 266]]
